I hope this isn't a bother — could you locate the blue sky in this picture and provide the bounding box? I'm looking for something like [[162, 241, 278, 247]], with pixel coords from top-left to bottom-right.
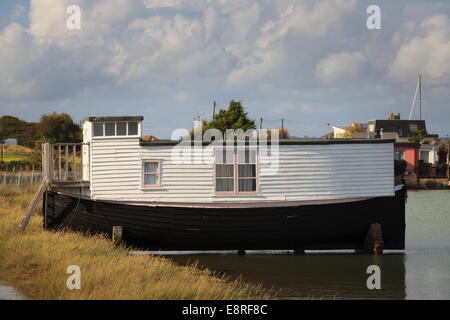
[[0, 0, 449, 139]]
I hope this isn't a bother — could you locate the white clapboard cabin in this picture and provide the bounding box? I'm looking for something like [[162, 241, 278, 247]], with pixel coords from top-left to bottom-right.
[[71, 116, 396, 203]]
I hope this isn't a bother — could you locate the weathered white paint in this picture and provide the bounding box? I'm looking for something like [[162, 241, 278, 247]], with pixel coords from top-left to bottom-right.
[[87, 134, 395, 203], [82, 121, 92, 181]]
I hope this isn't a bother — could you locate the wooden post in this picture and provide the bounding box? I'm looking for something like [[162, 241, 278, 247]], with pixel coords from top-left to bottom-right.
[[447, 141, 449, 184], [1, 143, 3, 162], [17, 182, 46, 232], [112, 226, 123, 244], [65, 144, 69, 180], [17, 170, 21, 191], [364, 223, 384, 255], [58, 145, 61, 180], [73, 145, 76, 179], [31, 166, 34, 184], [3, 171, 6, 187], [42, 143, 53, 184]]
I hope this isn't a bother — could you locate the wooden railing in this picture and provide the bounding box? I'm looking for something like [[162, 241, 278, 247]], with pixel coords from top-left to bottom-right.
[[42, 142, 89, 183]]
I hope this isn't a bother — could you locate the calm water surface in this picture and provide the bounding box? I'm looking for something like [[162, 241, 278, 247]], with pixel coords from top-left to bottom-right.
[[167, 190, 450, 299]]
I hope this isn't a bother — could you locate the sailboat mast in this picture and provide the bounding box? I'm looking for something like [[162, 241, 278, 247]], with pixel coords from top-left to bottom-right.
[[419, 74, 422, 120]]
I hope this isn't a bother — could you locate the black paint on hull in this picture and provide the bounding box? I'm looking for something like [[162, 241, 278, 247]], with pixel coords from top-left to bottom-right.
[[43, 187, 406, 250]]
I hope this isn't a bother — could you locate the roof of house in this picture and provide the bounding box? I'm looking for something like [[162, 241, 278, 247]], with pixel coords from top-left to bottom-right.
[[140, 138, 396, 146], [352, 131, 369, 139], [381, 132, 399, 140], [83, 116, 144, 122], [368, 119, 426, 137], [394, 142, 420, 148]]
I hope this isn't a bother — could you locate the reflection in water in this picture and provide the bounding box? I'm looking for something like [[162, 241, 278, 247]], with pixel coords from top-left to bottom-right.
[[0, 282, 27, 300], [168, 253, 406, 299]]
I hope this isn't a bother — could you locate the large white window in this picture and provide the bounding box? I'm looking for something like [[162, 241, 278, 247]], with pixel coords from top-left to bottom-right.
[[215, 148, 257, 195], [142, 160, 161, 188]]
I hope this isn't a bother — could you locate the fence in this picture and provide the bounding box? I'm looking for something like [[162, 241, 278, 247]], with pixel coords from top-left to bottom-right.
[[42, 143, 89, 183], [0, 170, 43, 190]]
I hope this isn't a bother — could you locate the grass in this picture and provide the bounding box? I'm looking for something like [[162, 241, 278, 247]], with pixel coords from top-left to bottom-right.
[[1, 145, 34, 162], [0, 186, 269, 300]]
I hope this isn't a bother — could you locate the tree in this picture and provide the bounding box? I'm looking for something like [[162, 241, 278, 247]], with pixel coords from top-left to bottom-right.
[[39, 113, 82, 143], [343, 124, 360, 138], [0, 115, 40, 147], [437, 142, 448, 165], [191, 100, 256, 137], [408, 128, 425, 143]]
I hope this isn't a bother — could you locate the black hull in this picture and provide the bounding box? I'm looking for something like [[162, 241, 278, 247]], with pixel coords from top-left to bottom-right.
[[43, 187, 407, 250]]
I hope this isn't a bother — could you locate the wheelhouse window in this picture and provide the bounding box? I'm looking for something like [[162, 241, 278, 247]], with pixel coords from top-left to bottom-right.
[[92, 121, 139, 137], [93, 122, 104, 136], [215, 148, 257, 194], [116, 122, 127, 135], [105, 122, 115, 136], [142, 160, 161, 188], [128, 122, 138, 135]]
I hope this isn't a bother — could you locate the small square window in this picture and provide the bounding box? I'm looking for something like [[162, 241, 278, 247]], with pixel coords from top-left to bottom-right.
[[117, 122, 127, 135], [128, 122, 138, 135], [394, 151, 405, 160], [93, 122, 104, 136], [105, 122, 115, 136]]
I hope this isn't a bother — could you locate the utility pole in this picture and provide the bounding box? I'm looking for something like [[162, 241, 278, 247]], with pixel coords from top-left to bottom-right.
[[212, 101, 216, 121], [259, 117, 263, 130], [447, 139, 450, 182], [281, 118, 284, 131], [419, 74, 422, 121]]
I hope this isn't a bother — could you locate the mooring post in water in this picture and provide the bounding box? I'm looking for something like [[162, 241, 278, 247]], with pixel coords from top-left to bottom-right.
[[112, 226, 123, 244], [364, 223, 384, 255]]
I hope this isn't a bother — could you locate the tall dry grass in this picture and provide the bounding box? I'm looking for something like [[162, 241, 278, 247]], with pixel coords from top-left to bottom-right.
[[0, 187, 269, 300]]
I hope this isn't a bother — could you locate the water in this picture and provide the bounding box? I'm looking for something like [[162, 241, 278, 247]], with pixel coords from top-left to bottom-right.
[[166, 190, 450, 299], [0, 282, 27, 300]]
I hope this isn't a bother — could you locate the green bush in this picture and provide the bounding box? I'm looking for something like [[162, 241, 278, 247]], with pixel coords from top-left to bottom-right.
[[394, 159, 407, 176]]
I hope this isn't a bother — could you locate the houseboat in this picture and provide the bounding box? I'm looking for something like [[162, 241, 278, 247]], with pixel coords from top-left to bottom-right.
[[42, 116, 406, 251]]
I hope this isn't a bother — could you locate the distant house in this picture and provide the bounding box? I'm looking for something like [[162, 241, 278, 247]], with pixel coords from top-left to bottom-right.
[[368, 113, 426, 140], [394, 142, 420, 175], [0, 138, 17, 145], [419, 144, 438, 164], [332, 123, 368, 138]]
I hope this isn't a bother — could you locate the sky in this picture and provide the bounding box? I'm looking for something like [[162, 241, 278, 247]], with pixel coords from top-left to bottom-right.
[[0, 0, 449, 139]]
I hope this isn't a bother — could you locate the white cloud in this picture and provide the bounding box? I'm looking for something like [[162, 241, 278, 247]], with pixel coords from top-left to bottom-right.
[[389, 14, 450, 85], [315, 51, 367, 85]]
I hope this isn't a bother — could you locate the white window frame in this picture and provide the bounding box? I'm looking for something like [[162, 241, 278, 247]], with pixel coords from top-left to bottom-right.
[[214, 148, 258, 195], [142, 160, 161, 189], [91, 121, 141, 138], [394, 150, 405, 160]]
